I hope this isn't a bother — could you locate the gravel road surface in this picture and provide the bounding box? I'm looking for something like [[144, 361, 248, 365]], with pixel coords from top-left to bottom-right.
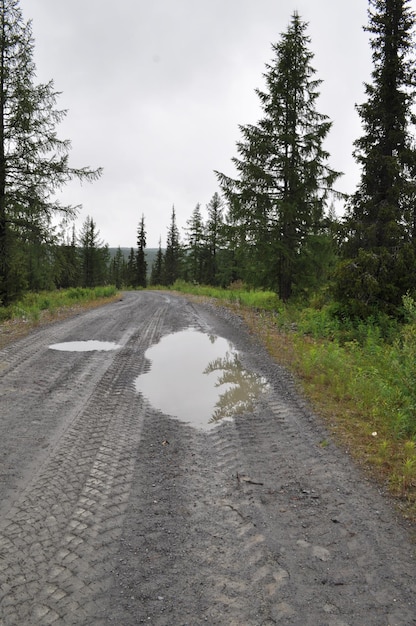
[[0, 290, 415, 625]]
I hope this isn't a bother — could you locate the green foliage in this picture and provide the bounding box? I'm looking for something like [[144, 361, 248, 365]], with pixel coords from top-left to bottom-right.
[[150, 240, 164, 286], [170, 280, 281, 311], [163, 207, 182, 286], [290, 295, 416, 440], [216, 12, 341, 300], [78, 216, 109, 288], [108, 246, 126, 289], [64, 286, 116, 302], [136, 215, 147, 288], [171, 281, 416, 442], [337, 0, 416, 316], [183, 203, 205, 284], [0, 286, 117, 323], [0, 0, 102, 304]]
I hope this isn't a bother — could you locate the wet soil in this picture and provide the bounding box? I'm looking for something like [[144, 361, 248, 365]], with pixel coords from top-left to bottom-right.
[[0, 291, 415, 625]]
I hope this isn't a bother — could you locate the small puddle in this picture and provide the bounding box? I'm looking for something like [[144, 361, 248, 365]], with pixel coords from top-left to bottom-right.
[[49, 340, 121, 352], [135, 329, 268, 430]]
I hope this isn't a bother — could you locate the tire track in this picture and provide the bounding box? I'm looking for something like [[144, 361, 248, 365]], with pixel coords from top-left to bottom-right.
[[108, 408, 291, 625], [2, 292, 416, 625], [0, 302, 169, 625], [0, 301, 143, 508], [231, 385, 416, 624]]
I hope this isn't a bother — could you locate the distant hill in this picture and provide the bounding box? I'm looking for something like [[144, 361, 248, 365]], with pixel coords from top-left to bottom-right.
[[108, 247, 161, 259], [108, 248, 162, 277]]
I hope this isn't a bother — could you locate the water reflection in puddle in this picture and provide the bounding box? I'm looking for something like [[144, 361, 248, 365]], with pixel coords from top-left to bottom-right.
[[135, 329, 268, 430], [49, 340, 121, 352]]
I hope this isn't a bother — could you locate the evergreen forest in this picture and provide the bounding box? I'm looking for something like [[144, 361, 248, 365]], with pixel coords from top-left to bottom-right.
[[4, 0, 416, 505], [1, 0, 416, 324]]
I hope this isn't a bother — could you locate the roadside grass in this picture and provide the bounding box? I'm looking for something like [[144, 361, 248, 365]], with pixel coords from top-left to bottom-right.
[[0, 286, 120, 347], [169, 281, 416, 519], [170, 279, 281, 311], [2, 280, 416, 518]]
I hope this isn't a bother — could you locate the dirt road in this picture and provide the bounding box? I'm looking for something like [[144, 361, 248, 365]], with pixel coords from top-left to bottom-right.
[[0, 291, 415, 625]]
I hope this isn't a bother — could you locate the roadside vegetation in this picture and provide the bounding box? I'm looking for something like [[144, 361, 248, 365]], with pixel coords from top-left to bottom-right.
[[0, 286, 119, 348], [2, 279, 416, 518], [2, 1, 416, 519], [170, 280, 416, 519]]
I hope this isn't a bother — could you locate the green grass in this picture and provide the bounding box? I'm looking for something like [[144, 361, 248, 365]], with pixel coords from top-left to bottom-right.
[[170, 279, 281, 311], [0, 286, 119, 324], [3, 280, 416, 515], [166, 281, 416, 516]]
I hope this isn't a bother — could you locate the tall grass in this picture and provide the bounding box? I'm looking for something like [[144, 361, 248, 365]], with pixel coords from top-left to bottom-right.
[[0, 286, 118, 323], [170, 281, 416, 512], [3, 279, 416, 511], [171, 279, 281, 311]]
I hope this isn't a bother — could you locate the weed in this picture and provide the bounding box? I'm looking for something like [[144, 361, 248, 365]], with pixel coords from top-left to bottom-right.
[[2, 280, 416, 513], [404, 440, 416, 456], [378, 440, 389, 459], [398, 457, 416, 493], [171, 280, 280, 312], [0, 286, 119, 332]]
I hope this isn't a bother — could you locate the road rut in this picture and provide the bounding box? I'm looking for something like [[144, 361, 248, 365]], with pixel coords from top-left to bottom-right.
[[0, 291, 415, 625]]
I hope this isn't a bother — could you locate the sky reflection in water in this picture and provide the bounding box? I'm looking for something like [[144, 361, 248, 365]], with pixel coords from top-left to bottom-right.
[[49, 340, 121, 352], [135, 329, 268, 430]]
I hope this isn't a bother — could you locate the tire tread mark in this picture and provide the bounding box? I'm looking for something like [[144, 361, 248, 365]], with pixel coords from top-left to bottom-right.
[[0, 305, 169, 625]]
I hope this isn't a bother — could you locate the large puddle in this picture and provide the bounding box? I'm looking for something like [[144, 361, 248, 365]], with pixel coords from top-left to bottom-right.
[[49, 340, 121, 352], [135, 329, 268, 430]]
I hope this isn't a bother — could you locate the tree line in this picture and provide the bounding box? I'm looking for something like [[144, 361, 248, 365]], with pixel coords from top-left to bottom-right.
[[1, 0, 416, 322]]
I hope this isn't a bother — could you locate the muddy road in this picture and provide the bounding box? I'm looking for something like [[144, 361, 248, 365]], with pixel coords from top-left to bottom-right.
[[0, 291, 415, 625]]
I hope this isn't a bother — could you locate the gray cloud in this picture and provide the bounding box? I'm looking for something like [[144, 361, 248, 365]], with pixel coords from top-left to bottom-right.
[[20, 0, 385, 247]]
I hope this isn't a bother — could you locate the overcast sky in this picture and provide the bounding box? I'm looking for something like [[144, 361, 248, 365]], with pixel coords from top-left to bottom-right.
[[18, 1, 408, 248]]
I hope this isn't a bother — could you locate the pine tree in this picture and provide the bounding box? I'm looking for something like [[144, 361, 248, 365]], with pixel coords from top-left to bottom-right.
[[150, 238, 164, 286], [204, 192, 224, 285], [184, 203, 205, 283], [136, 214, 147, 288], [78, 216, 108, 288], [126, 247, 136, 287], [109, 246, 125, 289], [216, 12, 341, 300], [336, 0, 416, 316], [56, 226, 80, 288], [0, 0, 101, 303], [163, 206, 182, 285]]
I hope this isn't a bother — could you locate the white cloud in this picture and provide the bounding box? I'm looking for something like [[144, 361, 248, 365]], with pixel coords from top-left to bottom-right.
[[19, 0, 394, 247]]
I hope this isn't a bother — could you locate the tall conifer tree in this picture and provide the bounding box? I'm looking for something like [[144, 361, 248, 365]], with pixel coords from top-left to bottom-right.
[[109, 246, 125, 289], [163, 206, 181, 285], [0, 0, 101, 303], [126, 248, 136, 287], [216, 12, 341, 300], [78, 216, 108, 288], [136, 214, 147, 288], [204, 192, 224, 285], [336, 0, 416, 315], [150, 237, 163, 286], [184, 203, 205, 283]]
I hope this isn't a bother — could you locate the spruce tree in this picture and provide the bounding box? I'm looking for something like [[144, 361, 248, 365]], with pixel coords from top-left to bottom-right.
[[336, 0, 416, 316], [204, 192, 224, 285], [56, 226, 80, 288], [150, 238, 164, 286], [126, 247, 136, 287], [216, 12, 341, 300], [136, 214, 147, 288], [184, 203, 205, 283], [0, 0, 101, 303], [163, 206, 182, 285], [109, 246, 125, 289], [78, 216, 108, 288]]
